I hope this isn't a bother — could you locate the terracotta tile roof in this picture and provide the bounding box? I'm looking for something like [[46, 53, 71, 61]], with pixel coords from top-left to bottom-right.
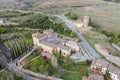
[[91, 58, 109, 68], [88, 74, 104, 80], [82, 74, 104, 80], [108, 64, 120, 79]]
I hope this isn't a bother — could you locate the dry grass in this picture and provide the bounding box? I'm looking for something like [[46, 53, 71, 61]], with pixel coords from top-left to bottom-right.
[[84, 6, 112, 15], [83, 31, 120, 57], [33, 0, 120, 33], [41, 0, 104, 6]]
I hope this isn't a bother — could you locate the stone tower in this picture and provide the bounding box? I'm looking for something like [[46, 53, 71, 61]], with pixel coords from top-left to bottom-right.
[[83, 16, 89, 27]]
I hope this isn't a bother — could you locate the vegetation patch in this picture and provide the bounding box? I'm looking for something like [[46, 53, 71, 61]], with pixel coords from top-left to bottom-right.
[[83, 31, 120, 57], [24, 56, 60, 77], [63, 62, 89, 80], [104, 0, 120, 3], [91, 27, 120, 47], [24, 50, 90, 80], [0, 10, 33, 19], [19, 15, 76, 38], [0, 69, 23, 80], [65, 11, 79, 20], [54, 51, 90, 80]]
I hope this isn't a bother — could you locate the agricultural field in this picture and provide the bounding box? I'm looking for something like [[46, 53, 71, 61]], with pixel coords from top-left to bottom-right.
[[104, 0, 120, 3], [0, 10, 76, 37], [0, 27, 34, 60], [0, 10, 38, 23], [80, 3, 120, 33], [1, 0, 120, 34], [0, 0, 105, 11], [65, 2, 120, 34]]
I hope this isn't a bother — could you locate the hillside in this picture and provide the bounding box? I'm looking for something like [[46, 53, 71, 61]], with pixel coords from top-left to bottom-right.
[[0, 0, 120, 33], [104, 0, 120, 2], [0, 0, 28, 10]]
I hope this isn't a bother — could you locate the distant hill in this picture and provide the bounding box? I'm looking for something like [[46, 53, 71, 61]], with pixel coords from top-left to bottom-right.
[[0, 0, 104, 11], [0, 0, 29, 10], [0, 0, 120, 33], [104, 0, 120, 3]]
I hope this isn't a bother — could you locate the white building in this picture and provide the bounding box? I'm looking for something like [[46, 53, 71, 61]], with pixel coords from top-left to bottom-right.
[[73, 16, 90, 28], [32, 32, 41, 46], [90, 58, 109, 75], [32, 29, 73, 57], [108, 64, 120, 80], [57, 44, 71, 57], [66, 40, 79, 52], [73, 20, 83, 28], [0, 18, 6, 25], [83, 16, 90, 27]]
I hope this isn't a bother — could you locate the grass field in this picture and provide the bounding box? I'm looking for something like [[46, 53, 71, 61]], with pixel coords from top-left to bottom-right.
[[35, 0, 120, 34], [63, 62, 89, 80], [0, 10, 38, 23], [24, 58, 89, 80], [83, 31, 120, 57], [0, 0, 120, 33], [24, 54, 60, 77], [32, 0, 120, 34], [0, 69, 23, 80], [24, 50, 89, 80], [74, 2, 120, 33]]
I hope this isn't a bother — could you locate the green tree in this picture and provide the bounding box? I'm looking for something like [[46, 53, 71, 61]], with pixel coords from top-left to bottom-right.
[[50, 54, 58, 69], [70, 11, 78, 20]]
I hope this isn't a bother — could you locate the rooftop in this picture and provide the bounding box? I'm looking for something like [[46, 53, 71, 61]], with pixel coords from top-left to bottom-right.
[[75, 20, 82, 23], [66, 40, 79, 47], [91, 58, 109, 68], [82, 74, 104, 80], [58, 44, 71, 51], [88, 74, 104, 80], [40, 40, 57, 48], [108, 64, 120, 79], [34, 29, 72, 51]]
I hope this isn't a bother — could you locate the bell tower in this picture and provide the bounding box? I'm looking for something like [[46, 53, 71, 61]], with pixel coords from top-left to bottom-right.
[[83, 16, 89, 27]]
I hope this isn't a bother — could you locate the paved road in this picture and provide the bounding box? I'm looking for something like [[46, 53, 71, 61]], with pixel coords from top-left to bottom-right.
[[55, 15, 100, 58]]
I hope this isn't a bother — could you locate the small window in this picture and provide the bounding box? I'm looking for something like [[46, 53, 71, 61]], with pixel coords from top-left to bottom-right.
[[45, 51, 48, 53], [41, 48, 43, 51]]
